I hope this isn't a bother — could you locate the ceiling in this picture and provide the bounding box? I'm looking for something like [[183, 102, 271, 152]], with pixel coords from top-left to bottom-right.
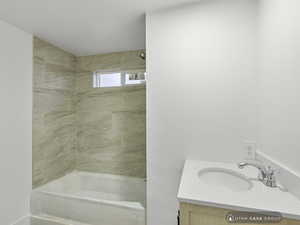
[[0, 0, 194, 56]]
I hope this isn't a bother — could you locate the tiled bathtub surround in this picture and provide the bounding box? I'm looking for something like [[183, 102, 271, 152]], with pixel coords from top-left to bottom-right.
[[33, 38, 76, 188], [33, 37, 146, 187], [75, 52, 146, 178]]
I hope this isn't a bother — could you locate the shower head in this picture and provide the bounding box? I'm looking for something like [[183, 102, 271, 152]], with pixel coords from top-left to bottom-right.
[[139, 52, 146, 60]]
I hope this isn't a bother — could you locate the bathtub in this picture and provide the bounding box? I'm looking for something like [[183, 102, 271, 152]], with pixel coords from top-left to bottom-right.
[[14, 216, 73, 225], [31, 171, 146, 225]]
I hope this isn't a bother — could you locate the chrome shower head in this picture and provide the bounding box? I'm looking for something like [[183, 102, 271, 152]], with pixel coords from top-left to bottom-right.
[[139, 52, 146, 60]]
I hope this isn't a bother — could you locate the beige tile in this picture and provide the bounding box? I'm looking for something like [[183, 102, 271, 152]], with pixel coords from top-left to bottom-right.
[[34, 37, 76, 71], [76, 52, 122, 72], [33, 37, 76, 188], [123, 87, 146, 111], [76, 92, 124, 113], [74, 51, 146, 178], [33, 38, 147, 187], [75, 72, 93, 94], [120, 50, 146, 71]]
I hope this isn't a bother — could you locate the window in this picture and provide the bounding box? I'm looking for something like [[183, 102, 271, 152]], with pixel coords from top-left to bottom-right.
[[93, 71, 146, 88], [93, 72, 121, 88], [125, 72, 146, 85]]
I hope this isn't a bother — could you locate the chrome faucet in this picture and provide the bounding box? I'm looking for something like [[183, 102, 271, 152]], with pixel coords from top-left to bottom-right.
[[238, 161, 277, 188]]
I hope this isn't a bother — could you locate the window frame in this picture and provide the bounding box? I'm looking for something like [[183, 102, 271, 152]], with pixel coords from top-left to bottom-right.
[[93, 70, 146, 88]]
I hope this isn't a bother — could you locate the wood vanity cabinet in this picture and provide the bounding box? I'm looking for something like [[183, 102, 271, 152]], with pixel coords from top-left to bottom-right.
[[180, 203, 300, 225]]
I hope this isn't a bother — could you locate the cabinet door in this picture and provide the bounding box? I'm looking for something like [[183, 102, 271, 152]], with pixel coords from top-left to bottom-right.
[[180, 203, 231, 225], [180, 203, 292, 225]]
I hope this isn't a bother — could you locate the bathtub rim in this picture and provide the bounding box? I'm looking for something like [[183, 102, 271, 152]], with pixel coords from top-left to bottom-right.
[[72, 170, 147, 183], [32, 171, 146, 212], [14, 215, 92, 225], [31, 215, 66, 225]]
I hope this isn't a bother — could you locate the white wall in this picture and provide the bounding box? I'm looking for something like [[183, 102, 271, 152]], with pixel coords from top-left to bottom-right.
[[0, 20, 32, 225], [146, 1, 258, 225], [258, 0, 300, 174]]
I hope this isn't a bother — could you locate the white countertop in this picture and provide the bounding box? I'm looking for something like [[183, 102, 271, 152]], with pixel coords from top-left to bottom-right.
[[177, 160, 300, 220]]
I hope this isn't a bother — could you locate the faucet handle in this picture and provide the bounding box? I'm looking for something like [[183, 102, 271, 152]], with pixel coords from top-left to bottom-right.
[[265, 166, 277, 187], [267, 166, 273, 173], [267, 166, 278, 175]]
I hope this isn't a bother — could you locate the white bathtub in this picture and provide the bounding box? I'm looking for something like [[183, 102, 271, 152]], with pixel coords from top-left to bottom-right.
[[31, 171, 146, 225], [14, 216, 72, 225]]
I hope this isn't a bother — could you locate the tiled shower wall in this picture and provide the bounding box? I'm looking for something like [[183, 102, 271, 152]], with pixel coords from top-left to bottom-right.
[[75, 52, 146, 178], [33, 38, 76, 187], [33, 38, 146, 187]]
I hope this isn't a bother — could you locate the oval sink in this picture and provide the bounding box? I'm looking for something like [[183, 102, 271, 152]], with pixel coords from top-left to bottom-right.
[[198, 167, 253, 192]]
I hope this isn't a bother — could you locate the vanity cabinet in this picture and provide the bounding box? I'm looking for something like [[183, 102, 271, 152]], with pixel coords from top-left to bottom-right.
[[180, 203, 300, 225]]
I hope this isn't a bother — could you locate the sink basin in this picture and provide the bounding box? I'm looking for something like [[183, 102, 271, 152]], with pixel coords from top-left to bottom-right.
[[198, 167, 253, 192]]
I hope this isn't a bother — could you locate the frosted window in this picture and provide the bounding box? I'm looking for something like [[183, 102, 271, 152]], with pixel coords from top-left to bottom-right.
[[93, 73, 121, 88]]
